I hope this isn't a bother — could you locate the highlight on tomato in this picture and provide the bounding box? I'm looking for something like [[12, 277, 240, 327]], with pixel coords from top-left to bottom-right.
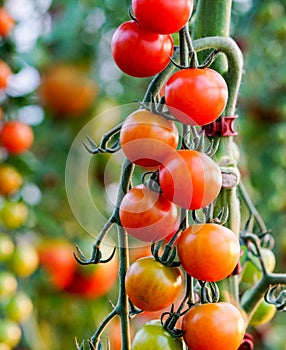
[[0, 234, 14, 262], [0, 120, 34, 154], [165, 68, 228, 126], [111, 20, 174, 78], [159, 149, 222, 210], [0, 164, 23, 196], [178, 223, 240, 282], [5, 291, 33, 323], [119, 184, 178, 242], [0, 319, 22, 349], [8, 243, 39, 278], [0, 60, 12, 90], [182, 302, 245, 350], [132, 0, 193, 35], [0, 7, 15, 37], [0, 271, 17, 298], [131, 320, 184, 350], [120, 109, 179, 168], [125, 256, 183, 311]]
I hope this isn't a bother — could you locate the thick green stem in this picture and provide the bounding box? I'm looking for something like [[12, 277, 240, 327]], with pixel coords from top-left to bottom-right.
[[193, 0, 232, 73]]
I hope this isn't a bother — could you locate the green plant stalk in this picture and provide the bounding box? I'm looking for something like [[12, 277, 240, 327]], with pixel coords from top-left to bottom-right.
[[241, 273, 286, 318], [193, 0, 242, 304], [193, 0, 232, 73]]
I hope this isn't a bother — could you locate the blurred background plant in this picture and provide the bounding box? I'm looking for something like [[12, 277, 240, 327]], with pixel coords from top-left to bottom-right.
[[0, 0, 285, 349]]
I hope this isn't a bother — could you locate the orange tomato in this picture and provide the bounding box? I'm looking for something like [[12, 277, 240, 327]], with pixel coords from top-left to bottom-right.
[[39, 63, 98, 118], [0, 164, 23, 196], [182, 302, 245, 350], [0, 60, 12, 90], [0, 7, 14, 37]]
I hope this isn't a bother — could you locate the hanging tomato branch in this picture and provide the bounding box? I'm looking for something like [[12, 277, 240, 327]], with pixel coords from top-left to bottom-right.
[[72, 1, 286, 349]]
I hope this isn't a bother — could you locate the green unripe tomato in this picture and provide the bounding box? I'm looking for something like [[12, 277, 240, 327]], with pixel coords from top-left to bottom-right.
[[0, 319, 21, 348], [249, 299, 276, 326], [131, 320, 183, 350], [241, 248, 276, 285], [6, 291, 33, 323]]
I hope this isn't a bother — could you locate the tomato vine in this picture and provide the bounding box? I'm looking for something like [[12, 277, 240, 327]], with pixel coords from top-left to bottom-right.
[[73, 1, 286, 349]]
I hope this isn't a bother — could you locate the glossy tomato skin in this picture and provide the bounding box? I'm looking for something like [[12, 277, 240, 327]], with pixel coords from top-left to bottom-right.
[[111, 20, 174, 78], [119, 185, 178, 242], [178, 223, 240, 282], [125, 257, 182, 311], [0, 121, 34, 154], [132, 0, 193, 34], [165, 68, 228, 125], [131, 320, 184, 350], [182, 302, 245, 350], [159, 150, 222, 210], [120, 109, 179, 167]]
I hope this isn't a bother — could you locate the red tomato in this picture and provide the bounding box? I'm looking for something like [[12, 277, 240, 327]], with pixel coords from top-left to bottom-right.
[[120, 109, 179, 167], [182, 302, 245, 350], [0, 60, 12, 89], [0, 7, 14, 37], [132, 0, 193, 34], [38, 239, 77, 289], [159, 150, 222, 210], [0, 121, 34, 154], [125, 256, 183, 311], [119, 184, 178, 242], [111, 20, 174, 78], [178, 223, 240, 282], [65, 243, 118, 299], [165, 68, 228, 125]]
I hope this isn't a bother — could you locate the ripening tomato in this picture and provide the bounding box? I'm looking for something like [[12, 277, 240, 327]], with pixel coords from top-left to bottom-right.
[[120, 110, 179, 167], [125, 256, 182, 312], [131, 320, 184, 350], [0, 201, 29, 229], [119, 185, 178, 242], [8, 243, 39, 278], [159, 150, 222, 210], [0, 121, 34, 154], [178, 223, 240, 282], [182, 302, 245, 350], [165, 68, 228, 125], [0, 164, 23, 196], [0, 60, 12, 90], [39, 63, 98, 118], [111, 20, 174, 78], [38, 239, 77, 289], [132, 0, 193, 34], [0, 7, 14, 37]]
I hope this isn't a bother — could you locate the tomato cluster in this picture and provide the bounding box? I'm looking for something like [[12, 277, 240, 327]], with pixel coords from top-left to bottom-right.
[[111, 1, 193, 78], [0, 8, 40, 349], [110, 3, 244, 347]]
